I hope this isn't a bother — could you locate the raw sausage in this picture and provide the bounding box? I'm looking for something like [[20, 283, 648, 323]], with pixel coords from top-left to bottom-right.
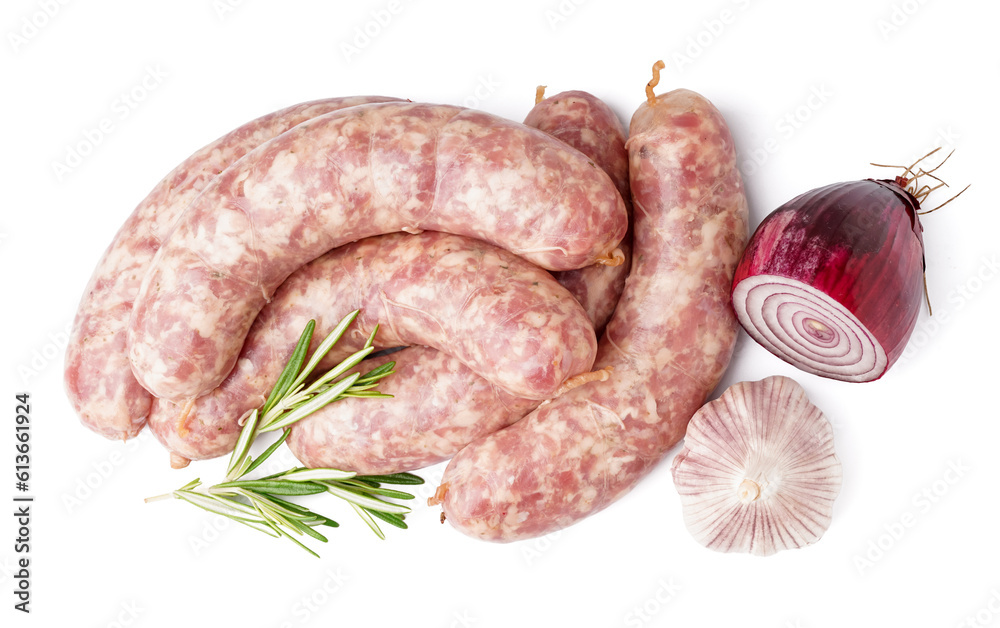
[[525, 89, 632, 334], [150, 231, 597, 466], [127, 102, 628, 403], [523, 89, 629, 219], [64, 96, 403, 441], [432, 88, 747, 541], [285, 90, 633, 474], [287, 346, 539, 475], [431, 87, 749, 542]]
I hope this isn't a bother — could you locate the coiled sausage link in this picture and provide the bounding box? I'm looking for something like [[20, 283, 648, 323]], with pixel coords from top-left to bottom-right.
[[126, 102, 628, 404], [151, 231, 597, 467], [432, 87, 749, 542], [283, 90, 633, 475], [64, 96, 403, 441]]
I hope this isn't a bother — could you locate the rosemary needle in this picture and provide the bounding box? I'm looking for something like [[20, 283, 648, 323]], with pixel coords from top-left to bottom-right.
[[145, 309, 423, 556]]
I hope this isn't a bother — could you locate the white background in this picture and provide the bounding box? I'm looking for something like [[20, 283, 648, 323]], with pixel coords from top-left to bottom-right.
[[2, 0, 998, 626]]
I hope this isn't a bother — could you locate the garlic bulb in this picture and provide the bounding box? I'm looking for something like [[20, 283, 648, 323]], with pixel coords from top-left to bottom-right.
[[671, 375, 842, 556]]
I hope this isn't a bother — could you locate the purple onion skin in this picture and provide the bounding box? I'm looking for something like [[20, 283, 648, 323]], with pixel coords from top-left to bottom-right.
[[733, 178, 925, 379]]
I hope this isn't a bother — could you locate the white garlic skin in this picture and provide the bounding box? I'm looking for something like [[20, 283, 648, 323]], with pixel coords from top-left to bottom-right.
[[671, 375, 842, 556]]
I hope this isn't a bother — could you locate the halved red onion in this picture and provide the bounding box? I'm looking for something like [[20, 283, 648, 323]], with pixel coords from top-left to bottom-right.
[[732, 178, 925, 382]]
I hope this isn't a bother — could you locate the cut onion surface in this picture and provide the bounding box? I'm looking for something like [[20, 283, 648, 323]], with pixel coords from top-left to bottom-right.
[[732, 178, 926, 382]]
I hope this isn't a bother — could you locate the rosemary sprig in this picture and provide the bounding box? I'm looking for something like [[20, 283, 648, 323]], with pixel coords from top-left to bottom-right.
[[145, 310, 423, 556]]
